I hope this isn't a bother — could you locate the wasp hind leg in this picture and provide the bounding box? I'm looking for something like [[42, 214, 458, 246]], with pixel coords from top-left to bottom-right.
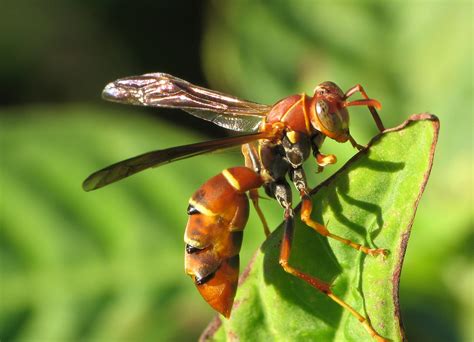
[[242, 143, 271, 237], [270, 178, 387, 341], [290, 166, 387, 257], [279, 213, 387, 342], [249, 189, 271, 237]]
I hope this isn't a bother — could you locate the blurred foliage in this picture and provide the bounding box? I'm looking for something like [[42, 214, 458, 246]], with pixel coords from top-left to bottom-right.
[[208, 117, 438, 341], [1, 0, 473, 341], [0, 106, 269, 341]]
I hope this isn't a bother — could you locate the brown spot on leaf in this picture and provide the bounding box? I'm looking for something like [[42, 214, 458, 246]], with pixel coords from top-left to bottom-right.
[[199, 315, 222, 342], [238, 249, 260, 286]]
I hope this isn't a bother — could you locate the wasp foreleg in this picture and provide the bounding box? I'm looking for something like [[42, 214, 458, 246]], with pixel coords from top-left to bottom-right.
[[348, 135, 366, 151]]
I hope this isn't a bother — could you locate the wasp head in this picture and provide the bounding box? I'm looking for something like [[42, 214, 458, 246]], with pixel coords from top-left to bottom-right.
[[309, 82, 351, 142]]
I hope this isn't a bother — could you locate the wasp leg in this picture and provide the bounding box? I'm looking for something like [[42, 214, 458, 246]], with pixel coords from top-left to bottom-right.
[[242, 143, 271, 237], [249, 189, 271, 237], [348, 135, 365, 151], [279, 214, 387, 341], [316, 153, 337, 167], [315, 152, 337, 172], [290, 167, 387, 257], [275, 179, 387, 341], [344, 84, 385, 132]]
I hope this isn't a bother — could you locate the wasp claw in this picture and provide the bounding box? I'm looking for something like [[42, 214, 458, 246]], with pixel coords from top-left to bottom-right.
[[368, 248, 389, 258]]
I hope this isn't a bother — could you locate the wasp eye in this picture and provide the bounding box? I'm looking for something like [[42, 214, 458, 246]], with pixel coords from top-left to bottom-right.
[[312, 98, 349, 142], [316, 100, 337, 132], [316, 100, 329, 116]]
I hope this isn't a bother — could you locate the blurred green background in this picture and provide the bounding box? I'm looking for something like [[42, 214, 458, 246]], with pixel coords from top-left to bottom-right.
[[1, 1, 472, 341]]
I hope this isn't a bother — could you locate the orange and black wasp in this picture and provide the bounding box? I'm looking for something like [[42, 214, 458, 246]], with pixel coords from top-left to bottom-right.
[[83, 73, 388, 341]]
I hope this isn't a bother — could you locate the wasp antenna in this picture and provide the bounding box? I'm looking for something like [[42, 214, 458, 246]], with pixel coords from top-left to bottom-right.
[[344, 98, 385, 132], [343, 98, 382, 110]]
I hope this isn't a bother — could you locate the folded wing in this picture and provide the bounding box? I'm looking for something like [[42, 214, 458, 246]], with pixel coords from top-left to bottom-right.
[[102, 73, 271, 132], [83, 131, 274, 191]]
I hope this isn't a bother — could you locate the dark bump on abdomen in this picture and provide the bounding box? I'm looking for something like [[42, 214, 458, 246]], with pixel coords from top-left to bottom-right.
[[187, 203, 200, 215], [231, 231, 243, 250], [195, 271, 215, 285], [227, 254, 240, 270], [186, 244, 201, 254]]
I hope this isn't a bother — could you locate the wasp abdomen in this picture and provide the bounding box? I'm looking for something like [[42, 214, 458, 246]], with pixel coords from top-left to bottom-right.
[[184, 167, 263, 318]]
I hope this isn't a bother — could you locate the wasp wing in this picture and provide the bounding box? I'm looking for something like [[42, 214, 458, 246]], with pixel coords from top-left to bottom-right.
[[102, 73, 271, 132], [83, 131, 273, 191]]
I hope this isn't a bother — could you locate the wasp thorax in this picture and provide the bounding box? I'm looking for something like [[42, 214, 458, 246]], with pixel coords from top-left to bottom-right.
[[310, 82, 350, 142]]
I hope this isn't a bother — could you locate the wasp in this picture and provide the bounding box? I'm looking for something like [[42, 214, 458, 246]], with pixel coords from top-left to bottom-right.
[[83, 73, 388, 341]]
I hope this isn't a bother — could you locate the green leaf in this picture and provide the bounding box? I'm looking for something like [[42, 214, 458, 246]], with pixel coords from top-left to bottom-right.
[[201, 114, 439, 342]]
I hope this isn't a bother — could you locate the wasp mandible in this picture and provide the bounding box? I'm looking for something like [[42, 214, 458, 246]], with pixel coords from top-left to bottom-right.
[[83, 73, 388, 341]]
